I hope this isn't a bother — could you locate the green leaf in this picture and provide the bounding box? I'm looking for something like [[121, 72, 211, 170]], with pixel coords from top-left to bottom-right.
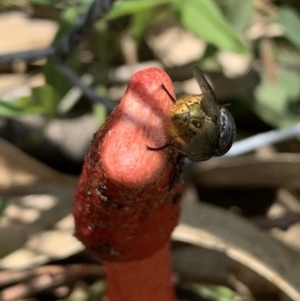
[[175, 0, 248, 54], [130, 9, 153, 40], [0, 198, 11, 217], [129, 6, 169, 41], [105, 0, 173, 20], [276, 47, 300, 66], [193, 284, 236, 301], [28, 0, 62, 4], [254, 70, 300, 128], [218, 0, 253, 33], [31, 85, 57, 117], [15, 95, 46, 115], [0, 84, 57, 118], [0, 101, 24, 118], [277, 6, 300, 48], [0, 98, 46, 118], [93, 103, 107, 128]]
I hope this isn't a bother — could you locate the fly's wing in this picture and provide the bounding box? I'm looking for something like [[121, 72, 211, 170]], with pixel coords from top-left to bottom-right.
[[193, 65, 216, 100], [193, 65, 219, 119]]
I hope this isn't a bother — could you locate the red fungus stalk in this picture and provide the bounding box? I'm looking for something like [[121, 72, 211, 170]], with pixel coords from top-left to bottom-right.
[[73, 67, 183, 301]]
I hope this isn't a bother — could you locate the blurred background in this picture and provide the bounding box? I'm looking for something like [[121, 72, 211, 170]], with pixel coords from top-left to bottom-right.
[[1, 0, 300, 300]]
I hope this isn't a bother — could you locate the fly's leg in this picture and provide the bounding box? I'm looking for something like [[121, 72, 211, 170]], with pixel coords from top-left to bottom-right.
[[146, 143, 184, 157], [146, 144, 171, 151], [168, 153, 184, 191], [160, 84, 176, 103], [146, 144, 184, 190], [145, 84, 176, 151]]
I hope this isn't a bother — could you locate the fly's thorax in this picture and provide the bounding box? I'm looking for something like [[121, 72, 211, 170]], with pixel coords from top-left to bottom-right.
[[168, 94, 215, 149]]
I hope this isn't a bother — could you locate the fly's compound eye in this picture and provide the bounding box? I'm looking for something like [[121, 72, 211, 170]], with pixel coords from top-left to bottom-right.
[[215, 107, 236, 156]]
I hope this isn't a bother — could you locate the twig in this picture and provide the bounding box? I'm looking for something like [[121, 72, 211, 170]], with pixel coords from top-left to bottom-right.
[[52, 0, 117, 109], [0, 264, 105, 301], [54, 0, 116, 61], [225, 123, 300, 157], [252, 213, 300, 231], [0, 274, 65, 301], [0, 48, 54, 64], [57, 73, 94, 114], [53, 57, 116, 110], [0, 0, 117, 110], [259, 38, 277, 83], [228, 274, 256, 301]]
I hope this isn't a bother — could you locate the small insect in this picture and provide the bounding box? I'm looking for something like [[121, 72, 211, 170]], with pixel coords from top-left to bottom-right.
[[147, 65, 236, 161]]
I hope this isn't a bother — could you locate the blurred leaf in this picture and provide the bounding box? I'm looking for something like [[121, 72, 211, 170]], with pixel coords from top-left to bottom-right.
[[0, 198, 11, 217], [129, 8, 167, 41], [175, 0, 248, 54], [0, 101, 25, 118], [277, 6, 300, 48], [16, 95, 47, 115], [28, 0, 63, 4], [31, 84, 57, 117], [88, 279, 106, 301], [130, 9, 153, 40], [0, 95, 47, 117], [106, 0, 247, 53], [193, 284, 236, 301], [105, 0, 173, 20], [93, 103, 107, 128], [0, 85, 57, 118], [218, 0, 253, 33], [254, 69, 300, 128], [276, 47, 300, 66], [44, 6, 79, 100], [76, 0, 94, 15]]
